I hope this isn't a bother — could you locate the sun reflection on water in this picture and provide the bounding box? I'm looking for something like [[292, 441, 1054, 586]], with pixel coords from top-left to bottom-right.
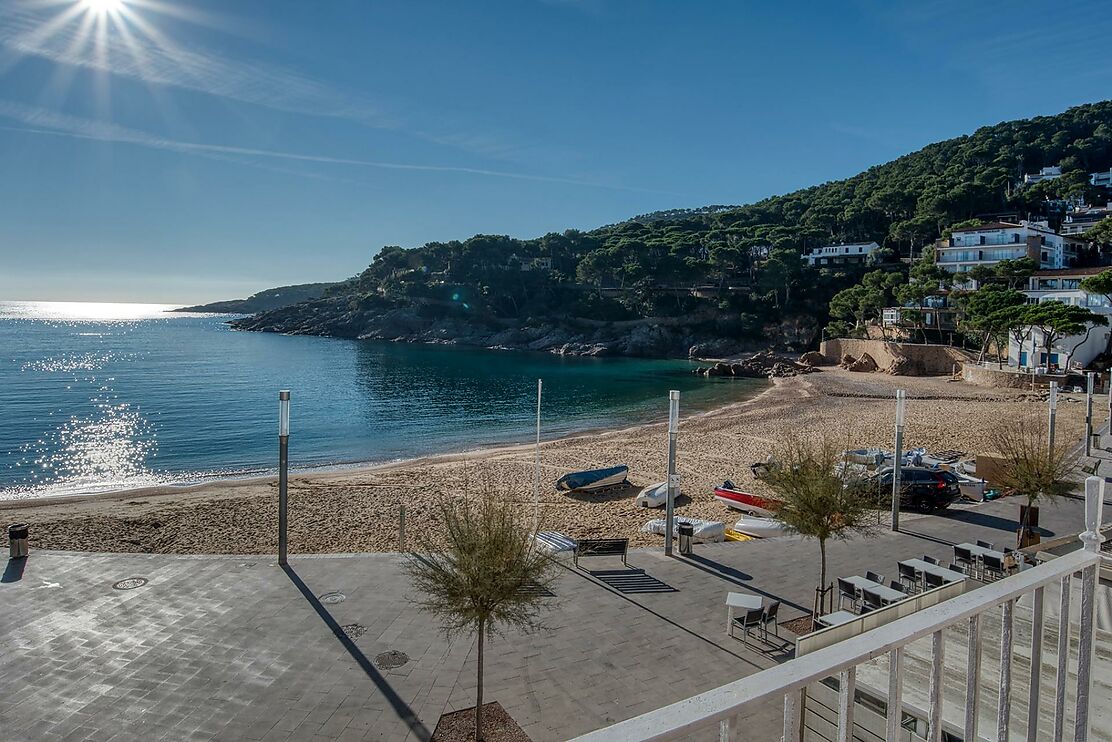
[[0, 301, 180, 322]]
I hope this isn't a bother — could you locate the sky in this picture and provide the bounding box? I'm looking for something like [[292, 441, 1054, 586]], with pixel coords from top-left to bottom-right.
[[1, 0, 1111, 304]]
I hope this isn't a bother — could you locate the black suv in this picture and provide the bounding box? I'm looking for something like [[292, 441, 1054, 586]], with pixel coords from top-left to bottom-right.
[[870, 468, 960, 512]]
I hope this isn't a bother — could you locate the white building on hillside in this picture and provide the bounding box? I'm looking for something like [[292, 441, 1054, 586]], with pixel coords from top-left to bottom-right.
[[1007, 266, 1112, 371], [1061, 202, 1112, 236], [801, 241, 878, 266], [1092, 168, 1112, 189], [934, 220, 1079, 288], [1023, 165, 1062, 184]]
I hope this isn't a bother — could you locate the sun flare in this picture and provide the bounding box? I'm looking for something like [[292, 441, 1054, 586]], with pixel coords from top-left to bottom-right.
[[82, 0, 125, 14]]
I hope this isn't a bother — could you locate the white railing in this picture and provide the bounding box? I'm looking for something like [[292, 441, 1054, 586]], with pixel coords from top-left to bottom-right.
[[571, 478, 1106, 742]]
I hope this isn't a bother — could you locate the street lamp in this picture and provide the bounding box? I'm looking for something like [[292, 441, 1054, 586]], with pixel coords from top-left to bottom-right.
[[1048, 381, 1058, 454], [278, 390, 290, 566], [664, 390, 680, 556], [1085, 372, 1095, 456], [891, 389, 906, 532]]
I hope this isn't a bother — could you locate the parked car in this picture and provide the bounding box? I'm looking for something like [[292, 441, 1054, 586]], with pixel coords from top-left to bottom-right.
[[868, 467, 960, 512]]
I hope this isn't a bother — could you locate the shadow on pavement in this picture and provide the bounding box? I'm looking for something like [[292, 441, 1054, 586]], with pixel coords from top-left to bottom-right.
[[2, 558, 26, 583], [282, 564, 432, 741], [680, 553, 810, 614], [587, 568, 677, 594]]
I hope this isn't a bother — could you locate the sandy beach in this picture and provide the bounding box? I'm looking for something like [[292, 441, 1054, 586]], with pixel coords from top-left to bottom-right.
[[1, 369, 1091, 554]]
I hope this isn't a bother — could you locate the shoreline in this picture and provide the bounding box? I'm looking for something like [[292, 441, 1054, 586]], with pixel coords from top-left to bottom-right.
[[0, 377, 773, 510], [2, 369, 1091, 555]]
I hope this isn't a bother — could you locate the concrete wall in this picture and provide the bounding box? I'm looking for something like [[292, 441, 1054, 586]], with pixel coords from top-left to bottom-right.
[[819, 339, 971, 376]]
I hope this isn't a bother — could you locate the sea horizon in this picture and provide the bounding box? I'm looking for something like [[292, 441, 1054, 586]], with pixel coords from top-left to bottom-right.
[[0, 299, 764, 501]]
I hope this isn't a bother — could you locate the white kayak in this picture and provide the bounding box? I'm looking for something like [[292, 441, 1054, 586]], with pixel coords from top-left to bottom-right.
[[732, 515, 791, 539]]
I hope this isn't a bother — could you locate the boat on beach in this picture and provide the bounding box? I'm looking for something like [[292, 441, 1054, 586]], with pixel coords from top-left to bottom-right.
[[732, 515, 791, 539], [634, 480, 669, 507], [713, 480, 782, 516], [556, 465, 629, 492]]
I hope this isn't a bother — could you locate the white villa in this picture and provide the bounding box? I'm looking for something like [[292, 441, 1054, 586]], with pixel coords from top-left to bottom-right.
[[934, 220, 1080, 288], [1007, 266, 1112, 371], [801, 241, 879, 267], [1061, 202, 1112, 236], [1092, 168, 1112, 189], [1023, 165, 1062, 184]]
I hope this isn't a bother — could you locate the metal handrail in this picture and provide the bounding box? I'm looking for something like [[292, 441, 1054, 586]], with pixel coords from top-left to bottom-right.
[[571, 478, 1105, 742]]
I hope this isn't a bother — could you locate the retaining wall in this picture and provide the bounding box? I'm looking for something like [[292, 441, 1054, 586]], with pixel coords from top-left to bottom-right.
[[818, 339, 972, 376]]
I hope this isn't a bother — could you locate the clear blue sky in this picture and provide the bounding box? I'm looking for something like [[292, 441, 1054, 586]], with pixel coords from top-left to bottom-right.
[[2, 0, 1111, 304]]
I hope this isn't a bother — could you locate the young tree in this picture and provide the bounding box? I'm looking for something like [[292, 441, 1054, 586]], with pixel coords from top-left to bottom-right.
[[991, 421, 1080, 547], [759, 437, 878, 618], [405, 491, 557, 741]]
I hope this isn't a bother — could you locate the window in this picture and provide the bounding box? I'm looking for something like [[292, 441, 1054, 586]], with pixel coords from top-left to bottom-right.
[[979, 236, 986, 245]]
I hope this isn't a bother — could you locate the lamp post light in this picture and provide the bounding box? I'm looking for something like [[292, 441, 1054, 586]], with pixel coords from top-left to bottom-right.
[[278, 390, 290, 566], [891, 389, 906, 532], [1085, 372, 1095, 457], [1048, 381, 1058, 455], [664, 390, 680, 557]]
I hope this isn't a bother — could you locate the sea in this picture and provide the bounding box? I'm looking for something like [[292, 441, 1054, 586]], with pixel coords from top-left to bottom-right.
[[0, 301, 765, 500]]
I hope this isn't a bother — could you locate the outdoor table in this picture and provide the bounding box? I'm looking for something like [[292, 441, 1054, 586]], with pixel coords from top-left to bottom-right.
[[842, 576, 905, 605], [725, 592, 763, 635], [958, 542, 1007, 562], [900, 558, 967, 585], [816, 610, 856, 628]]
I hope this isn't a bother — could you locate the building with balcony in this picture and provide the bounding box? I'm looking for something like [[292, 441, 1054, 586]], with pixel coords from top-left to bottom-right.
[[1023, 165, 1062, 184], [934, 221, 1079, 288], [1062, 202, 1112, 236], [1092, 168, 1112, 189], [802, 242, 879, 267], [1007, 266, 1112, 371]]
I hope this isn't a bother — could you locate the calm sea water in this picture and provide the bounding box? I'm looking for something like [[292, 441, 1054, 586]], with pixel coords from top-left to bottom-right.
[[0, 301, 763, 500]]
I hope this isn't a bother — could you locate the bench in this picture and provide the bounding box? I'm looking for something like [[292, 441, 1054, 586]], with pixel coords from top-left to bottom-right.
[[573, 538, 629, 568]]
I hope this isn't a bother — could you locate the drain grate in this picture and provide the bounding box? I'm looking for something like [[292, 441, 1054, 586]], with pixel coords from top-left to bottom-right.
[[319, 591, 346, 605], [374, 650, 409, 669], [341, 623, 367, 640], [112, 577, 148, 591]]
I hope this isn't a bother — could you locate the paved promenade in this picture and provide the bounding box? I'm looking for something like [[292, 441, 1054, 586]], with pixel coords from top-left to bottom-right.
[[0, 495, 1096, 741]]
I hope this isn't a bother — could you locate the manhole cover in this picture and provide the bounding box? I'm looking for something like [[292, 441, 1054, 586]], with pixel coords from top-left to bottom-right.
[[341, 624, 367, 640], [319, 591, 346, 605], [374, 650, 409, 669], [112, 577, 148, 591]]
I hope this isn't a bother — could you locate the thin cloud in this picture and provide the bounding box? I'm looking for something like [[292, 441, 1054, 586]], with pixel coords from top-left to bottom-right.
[[0, 100, 675, 194]]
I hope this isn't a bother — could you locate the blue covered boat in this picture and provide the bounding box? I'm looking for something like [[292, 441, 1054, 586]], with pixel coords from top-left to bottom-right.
[[555, 465, 629, 492]]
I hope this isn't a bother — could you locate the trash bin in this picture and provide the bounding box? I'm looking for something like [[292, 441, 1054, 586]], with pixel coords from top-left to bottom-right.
[[8, 523, 28, 559], [677, 522, 694, 556]]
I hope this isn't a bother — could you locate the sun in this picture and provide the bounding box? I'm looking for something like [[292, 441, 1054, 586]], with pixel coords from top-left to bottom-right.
[[82, 0, 126, 14]]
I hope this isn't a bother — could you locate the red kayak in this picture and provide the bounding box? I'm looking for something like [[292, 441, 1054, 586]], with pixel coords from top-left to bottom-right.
[[713, 482, 781, 516]]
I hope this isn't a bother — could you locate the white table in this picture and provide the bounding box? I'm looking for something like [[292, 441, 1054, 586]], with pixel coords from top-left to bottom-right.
[[816, 610, 856, 628], [957, 542, 1006, 561], [843, 576, 906, 606], [900, 558, 967, 585], [726, 592, 763, 636]]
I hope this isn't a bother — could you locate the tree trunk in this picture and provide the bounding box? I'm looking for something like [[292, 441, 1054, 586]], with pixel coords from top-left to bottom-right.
[[813, 539, 828, 618], [475, 620, 485, 741]]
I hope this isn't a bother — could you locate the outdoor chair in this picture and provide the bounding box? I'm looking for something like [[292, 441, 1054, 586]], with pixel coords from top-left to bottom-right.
[[953, 546, 975, 575], [731, 607, 765, 642], [923, 555, 940, 566], [861, 588, 885, 612], [837, 578, 860, 612], [977, 540, 995, 550], [889, 580, 906, 594], [865, 570, 885, 585], [897, 562, 919, 593], [948, 564, 965, 575], [982, 554, 1006, 581], [760, 601, 781, 641], [924, 571, 945, 590]]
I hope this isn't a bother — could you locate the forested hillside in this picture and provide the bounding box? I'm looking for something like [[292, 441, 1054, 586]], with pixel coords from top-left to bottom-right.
[[236, 101, 1112, 357]]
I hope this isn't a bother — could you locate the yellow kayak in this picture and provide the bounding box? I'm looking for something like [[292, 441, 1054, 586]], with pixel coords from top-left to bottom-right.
[[723, 528, 755, 542]]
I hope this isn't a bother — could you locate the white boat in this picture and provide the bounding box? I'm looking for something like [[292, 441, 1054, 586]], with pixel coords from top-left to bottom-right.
[[641, 517, 725, 543], [634, 481, 669, 508], [842, 448, 886, 466], [732, 515, 791, 539]]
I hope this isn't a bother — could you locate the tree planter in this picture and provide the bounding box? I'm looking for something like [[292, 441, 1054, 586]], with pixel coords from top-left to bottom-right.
[[431, 702, 531, 742], [1019, 504, 1041, 529], [1018, 504, 1041, 548]]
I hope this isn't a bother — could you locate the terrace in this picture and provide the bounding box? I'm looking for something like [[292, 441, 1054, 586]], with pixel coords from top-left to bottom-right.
[[2, 483, 1107, 740]]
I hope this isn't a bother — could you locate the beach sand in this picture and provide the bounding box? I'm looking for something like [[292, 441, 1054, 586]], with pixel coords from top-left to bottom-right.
[[1, 369, 1092, 555]]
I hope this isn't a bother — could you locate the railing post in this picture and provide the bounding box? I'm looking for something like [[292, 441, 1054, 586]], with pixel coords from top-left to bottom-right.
[[1053, 574, 1072, 742], [965, 615, 981, 742], [997, 600, 1014, 741], [886, 647, 903, 741], [1074, 476, 1104, 741], [928, 630, 944, 742], [783, 689, 803, 742], [1026, 586, 1044, 742], [836, 668, 856, 742]]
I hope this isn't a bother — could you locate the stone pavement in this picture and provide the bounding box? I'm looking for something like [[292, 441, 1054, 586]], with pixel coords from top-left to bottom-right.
[[0, 495, 1099, 742]]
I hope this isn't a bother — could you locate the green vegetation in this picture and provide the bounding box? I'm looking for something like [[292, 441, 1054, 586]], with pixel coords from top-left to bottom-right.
[[991, 420, 1080, 547], [176, 282, 337, 314], [261, 101, 1112, 352], [404, 490, 557, 741]]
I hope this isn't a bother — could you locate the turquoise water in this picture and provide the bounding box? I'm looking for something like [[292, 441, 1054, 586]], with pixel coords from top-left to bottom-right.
[[0, 301, 763, 499]]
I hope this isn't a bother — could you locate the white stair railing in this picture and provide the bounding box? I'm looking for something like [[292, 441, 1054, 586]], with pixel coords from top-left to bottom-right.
[[571, 477, 1105, 742]]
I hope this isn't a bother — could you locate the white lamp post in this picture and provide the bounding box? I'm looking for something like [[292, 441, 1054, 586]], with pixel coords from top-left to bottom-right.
[[1048, 381, 1058, 455], [664, 390, 680, 556], [533, 379, 543, 534], [1085, 372, 1095, 456], [891, 389, 906, 532], [278, 390, 290, 566]]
